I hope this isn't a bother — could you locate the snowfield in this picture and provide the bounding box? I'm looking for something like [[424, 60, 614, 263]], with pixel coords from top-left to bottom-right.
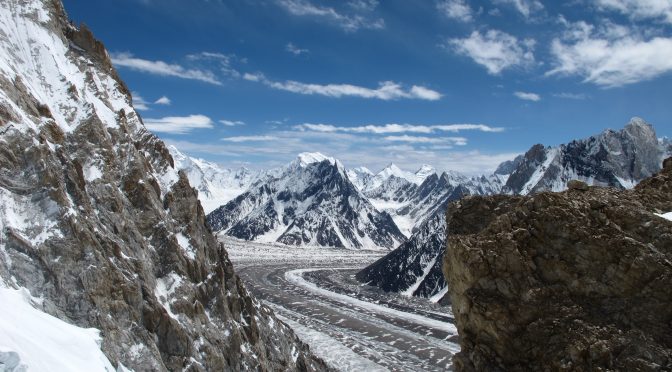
[[0, 285, 116, 371]]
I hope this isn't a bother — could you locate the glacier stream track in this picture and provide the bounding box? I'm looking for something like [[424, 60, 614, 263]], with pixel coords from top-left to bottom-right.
[[225, 238, 460, 371]]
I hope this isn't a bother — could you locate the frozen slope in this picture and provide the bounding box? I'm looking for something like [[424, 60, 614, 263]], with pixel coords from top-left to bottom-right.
[[0, 285, 116, 371]]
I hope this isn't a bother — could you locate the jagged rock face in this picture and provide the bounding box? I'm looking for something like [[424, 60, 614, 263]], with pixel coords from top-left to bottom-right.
[[0, 1, 326, 371], [207, 158, 405, 249], [504, 118, 665, 195], [493, 154, 523, 176], [443, 158, 672, 371]]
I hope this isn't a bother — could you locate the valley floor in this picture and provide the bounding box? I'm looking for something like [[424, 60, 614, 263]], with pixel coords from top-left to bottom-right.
[[224, 237, 460, 371]]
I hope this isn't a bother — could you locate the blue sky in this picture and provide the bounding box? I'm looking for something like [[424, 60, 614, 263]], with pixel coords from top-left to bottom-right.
[[63, 0, 672, 174]]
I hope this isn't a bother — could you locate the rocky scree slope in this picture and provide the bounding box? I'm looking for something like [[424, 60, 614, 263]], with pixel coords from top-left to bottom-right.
[[0, 1, 326, 370], [443, 158, 672, 371]]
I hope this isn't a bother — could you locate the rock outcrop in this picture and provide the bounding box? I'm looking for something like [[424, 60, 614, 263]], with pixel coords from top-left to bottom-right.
[[443, 158, 672, 371], [0, 1, 326, 370]]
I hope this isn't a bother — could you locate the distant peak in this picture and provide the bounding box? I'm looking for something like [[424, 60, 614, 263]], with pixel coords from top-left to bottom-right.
[[353, 166, 374, 175], [626, 117, 653, 131], [294, 152, 337, 168]]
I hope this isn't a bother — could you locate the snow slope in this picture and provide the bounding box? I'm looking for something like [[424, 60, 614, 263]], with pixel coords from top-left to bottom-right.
[[0, 285, 116, 371]]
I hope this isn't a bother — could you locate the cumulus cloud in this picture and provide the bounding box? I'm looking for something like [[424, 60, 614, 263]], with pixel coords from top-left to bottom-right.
[[221, 136, 279, 142], [244, 73, 442, 100], [547, 20, 672, 87], [514, 91, 541, 101], [448, 30, 536, 74], [154, 96, 171, 105], [493, 0, 544, 18], [111, 52, 221, 85], [143, 115, 214, 134], [277, 0, 384, 31], [294, 123, 504, 134], [437, 0, 473, 22], [595, 0, 672, 24], [219, 119, 245, 126]]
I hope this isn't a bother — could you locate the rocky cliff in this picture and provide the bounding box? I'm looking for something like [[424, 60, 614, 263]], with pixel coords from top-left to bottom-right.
[[0, 1, 325, 370], [443, 158, 672, 371]]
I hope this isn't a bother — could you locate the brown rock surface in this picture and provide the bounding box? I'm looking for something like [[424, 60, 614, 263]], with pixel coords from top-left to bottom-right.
[[444, 158, 672, 371]]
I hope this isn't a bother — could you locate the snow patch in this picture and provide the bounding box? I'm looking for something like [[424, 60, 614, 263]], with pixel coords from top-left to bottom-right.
[[655, 212, 672, 221], [0, 286, 115, 371]]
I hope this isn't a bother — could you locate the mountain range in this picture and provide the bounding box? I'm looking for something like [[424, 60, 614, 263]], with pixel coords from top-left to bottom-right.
[[358, 117, 671, 302]]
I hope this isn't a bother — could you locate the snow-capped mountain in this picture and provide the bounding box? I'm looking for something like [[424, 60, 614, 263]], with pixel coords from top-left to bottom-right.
[[358, 118, 668, 303], [169, 145, 260, 213], [357, 213, 449, 303], [504, 117, 665, 195], [0, 1, 324, 370], [345, 166, 375, 190], [207, 153, 406, 249]]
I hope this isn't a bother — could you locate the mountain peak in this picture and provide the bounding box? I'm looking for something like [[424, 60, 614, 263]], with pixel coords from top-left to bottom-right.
[[379, 163, 405, 178], [295, 152, 336, 167], [627, 117, 649, 128], [354, 166, 374, 175]]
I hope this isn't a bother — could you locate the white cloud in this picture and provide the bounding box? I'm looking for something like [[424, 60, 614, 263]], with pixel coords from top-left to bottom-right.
[[245, 73, 442, 100], [553, 92, 588, 100], [348, 0, 379, 12], [437, 0, 473, 22], [448, 30, 536, 75], [596, 0, 672, 24], [492, 0, 544, 18], [131, 92, 150, 111], [221, 135, 279, 142], [286, 43, 309, 55], [143, 115, 214, 134], [514, 91, 541, 101], [219, 119, 245, 126], [384, 135, 468, 145], [295, 123, 504, 133], [277, 0, 384, 31], [547, 20, 672, 87], [111, 52, 221, 85], [154, 96, 171, 105]]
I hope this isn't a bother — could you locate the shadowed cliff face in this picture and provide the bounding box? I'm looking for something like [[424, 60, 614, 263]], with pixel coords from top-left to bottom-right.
[[444, 158, 672, 371], [0, 1, 327, 370]]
